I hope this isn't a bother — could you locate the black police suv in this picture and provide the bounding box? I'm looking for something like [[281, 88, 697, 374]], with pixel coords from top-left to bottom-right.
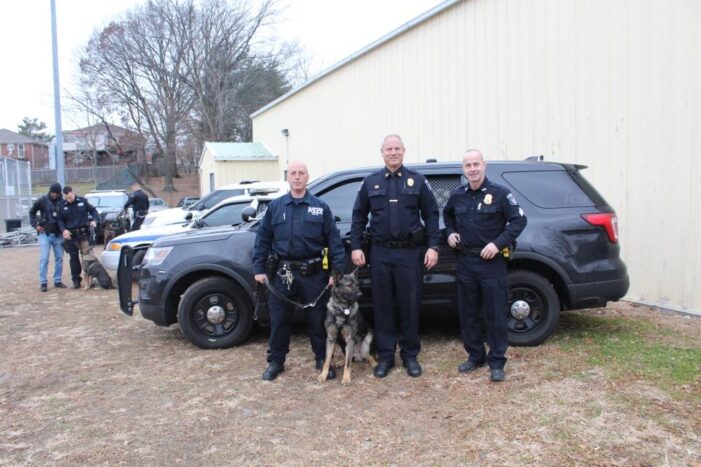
[[85, 190, 131, 243], [118, 160, 629, 349]]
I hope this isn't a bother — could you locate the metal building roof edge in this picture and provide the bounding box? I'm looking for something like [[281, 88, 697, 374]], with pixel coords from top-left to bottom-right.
[[250, 0, 461, 118]]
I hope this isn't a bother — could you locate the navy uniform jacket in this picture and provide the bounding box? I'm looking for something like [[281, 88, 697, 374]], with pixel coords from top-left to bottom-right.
[[124, 190, 149, 212], [253, 191, 346, 275], [57, 197, 98, 232], [350, 166, 440, 250], [443, 177, 527, 249], [29, 194, 63, 235]]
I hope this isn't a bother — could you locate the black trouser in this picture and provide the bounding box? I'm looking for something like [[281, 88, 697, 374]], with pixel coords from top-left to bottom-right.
[[369, 245, 423, 362], [266, 269, 328, 364], [131, 210, 147, 230], [456, 254, 509, 369], [63, 236, 90, 284]]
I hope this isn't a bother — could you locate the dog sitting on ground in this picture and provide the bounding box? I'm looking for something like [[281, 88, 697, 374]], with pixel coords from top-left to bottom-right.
[[318, 269, 376, 384], [81, 253, 114, 290]]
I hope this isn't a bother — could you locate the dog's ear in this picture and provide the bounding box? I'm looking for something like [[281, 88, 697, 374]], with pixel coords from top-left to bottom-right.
[[352, 267, 359, 280], [332, 269, 343, 284]]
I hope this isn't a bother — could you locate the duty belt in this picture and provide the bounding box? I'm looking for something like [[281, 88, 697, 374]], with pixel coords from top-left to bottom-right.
[[278, 257, 323, 276], [68, 227, 90, 237], [456, 244, 484, 257], [373, 239, 418, 249]]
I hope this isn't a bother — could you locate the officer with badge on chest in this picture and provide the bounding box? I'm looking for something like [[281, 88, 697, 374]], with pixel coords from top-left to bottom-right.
[[350, 134, 440, 378], [443, 149, 527, 382], [57, 186, 98, 289], [253, 161, 346, 381]]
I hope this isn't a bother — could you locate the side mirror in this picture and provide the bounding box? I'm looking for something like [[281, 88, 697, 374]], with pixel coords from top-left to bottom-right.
[[185, 212, 193, 221], [241, 206, 257, 223]]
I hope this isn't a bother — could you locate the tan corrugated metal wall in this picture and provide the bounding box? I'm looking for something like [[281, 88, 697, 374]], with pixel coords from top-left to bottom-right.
[[252, 0, 701, 313]]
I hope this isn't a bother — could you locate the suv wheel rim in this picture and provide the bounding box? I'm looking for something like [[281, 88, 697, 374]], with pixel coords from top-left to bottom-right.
[[193, 293, 239, 337], [508, 287, 544, 334]]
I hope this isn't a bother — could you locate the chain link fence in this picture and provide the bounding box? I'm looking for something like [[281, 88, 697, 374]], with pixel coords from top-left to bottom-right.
[[0, 156, 33, 233]]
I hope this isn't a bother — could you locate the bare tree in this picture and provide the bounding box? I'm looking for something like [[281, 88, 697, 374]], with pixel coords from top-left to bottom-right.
[[80, 0, 196, 191]]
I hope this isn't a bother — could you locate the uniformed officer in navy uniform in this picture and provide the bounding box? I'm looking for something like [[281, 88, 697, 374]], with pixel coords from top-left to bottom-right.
[[443, 149, 527, 382], [124, 186, 150, 230], [57, 186, 98, 289], [350, 134, 440, 378], [253, 161, 346, 381]]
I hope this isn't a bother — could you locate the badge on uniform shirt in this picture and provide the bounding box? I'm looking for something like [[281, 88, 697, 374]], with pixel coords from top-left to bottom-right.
[[374, 184, 379, 189], [484, 194, 493, 205], [78, 202, 84, 207], [407, 178, 414, 187]]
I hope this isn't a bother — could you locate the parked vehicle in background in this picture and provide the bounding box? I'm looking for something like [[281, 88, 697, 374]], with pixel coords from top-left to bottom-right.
[[84, 190, 130, 243], [141, 181, 288, 229], [176, 196, 200, 209], [149, 198, 169, 212], [102, 193, 280, 271], [119, 159, 629, 350]]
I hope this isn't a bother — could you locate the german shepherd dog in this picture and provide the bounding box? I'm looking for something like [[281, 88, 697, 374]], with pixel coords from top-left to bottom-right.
[[81, 253, 115, 290], [318, 270, 376, 384]]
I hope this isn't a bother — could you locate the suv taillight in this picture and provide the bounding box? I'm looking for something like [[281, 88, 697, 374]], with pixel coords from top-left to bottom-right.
[[582, 212, 619, 243]]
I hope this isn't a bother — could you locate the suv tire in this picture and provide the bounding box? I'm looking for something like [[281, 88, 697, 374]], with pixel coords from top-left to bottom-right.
[[177, 277, 253, 349], [507, 270, 560, 346]]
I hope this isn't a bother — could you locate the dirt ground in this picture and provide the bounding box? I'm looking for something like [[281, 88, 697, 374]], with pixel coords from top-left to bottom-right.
[[1, 246, 699, 466]]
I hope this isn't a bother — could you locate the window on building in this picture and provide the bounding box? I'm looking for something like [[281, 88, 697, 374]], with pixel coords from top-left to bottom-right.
[[18, 144, 25, 159]]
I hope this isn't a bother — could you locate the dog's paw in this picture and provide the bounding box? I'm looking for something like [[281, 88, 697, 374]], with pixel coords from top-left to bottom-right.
[[342, 373, 352, 385], [317, 372, 328, 383]]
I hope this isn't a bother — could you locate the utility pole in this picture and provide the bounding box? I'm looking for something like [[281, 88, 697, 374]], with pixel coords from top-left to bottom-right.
[[51, 0, 65, 186]]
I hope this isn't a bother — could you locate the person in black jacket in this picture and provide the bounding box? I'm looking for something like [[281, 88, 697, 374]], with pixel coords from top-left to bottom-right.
[[57, 186, 98, 289], [124, 187, 149, 230], [29, 182, 66, 292]]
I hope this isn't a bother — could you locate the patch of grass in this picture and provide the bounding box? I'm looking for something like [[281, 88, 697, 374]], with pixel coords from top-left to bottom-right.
[[553, 313, 701, 388], [33, 182, 97, 196]]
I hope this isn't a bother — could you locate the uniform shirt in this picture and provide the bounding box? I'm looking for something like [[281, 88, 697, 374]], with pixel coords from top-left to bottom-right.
[[443, 177, 527, 249], [350, 166, 440, 250], [253, 191, 346, 274], [124, 190, 150, 212], [29, 194, 63, 235], [57, 196, 99, 232]]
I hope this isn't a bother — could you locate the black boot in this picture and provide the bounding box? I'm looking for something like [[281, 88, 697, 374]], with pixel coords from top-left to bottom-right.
[[262, 361, 285, 381]]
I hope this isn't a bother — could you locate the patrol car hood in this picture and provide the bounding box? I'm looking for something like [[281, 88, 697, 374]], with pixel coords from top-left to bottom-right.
[[151, 225, 253, 248]]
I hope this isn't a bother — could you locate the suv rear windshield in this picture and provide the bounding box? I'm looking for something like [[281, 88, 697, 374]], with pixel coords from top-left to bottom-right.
[[502, 170, 606, 208], [192, 189, 245, 210]]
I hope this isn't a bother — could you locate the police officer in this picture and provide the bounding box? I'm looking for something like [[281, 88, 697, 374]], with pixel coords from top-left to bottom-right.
[[253, 161, 346, 381], [29, 182, 66, 292], [124, 186, 149, 230], [443, 149, 527, 382], [350, 134, 440, 378], [57, 186, 98, 289]]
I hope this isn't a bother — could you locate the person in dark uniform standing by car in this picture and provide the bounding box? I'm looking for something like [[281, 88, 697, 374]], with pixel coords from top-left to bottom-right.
[[57, 186, 98, 289], [443, 149, 527, 382], [253, 160, 346, 381], [124, 186, 149, 230], [29, 182, 66, 292], [350, 134, 440, 378]]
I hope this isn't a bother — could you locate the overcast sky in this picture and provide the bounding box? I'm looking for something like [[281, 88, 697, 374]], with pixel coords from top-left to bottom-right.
[[0, 0, 442, 134]]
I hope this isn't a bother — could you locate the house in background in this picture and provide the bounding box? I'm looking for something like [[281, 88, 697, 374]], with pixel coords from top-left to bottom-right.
[[63, 124, 145, 167], [0, 128, 49, 169], [198, 142, 279, 194]]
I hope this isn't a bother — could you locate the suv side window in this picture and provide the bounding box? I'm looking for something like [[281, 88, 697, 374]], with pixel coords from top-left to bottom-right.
[[503, 171, 595, 208], [317, 179, 363, 222], [200, 202, 250, 227]]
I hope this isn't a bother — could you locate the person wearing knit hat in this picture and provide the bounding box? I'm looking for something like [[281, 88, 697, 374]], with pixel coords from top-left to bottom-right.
[[29, 182, 66, 292]]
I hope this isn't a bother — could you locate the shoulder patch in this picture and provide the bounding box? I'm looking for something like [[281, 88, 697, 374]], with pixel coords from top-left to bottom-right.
[[507, 193, 518, 206]]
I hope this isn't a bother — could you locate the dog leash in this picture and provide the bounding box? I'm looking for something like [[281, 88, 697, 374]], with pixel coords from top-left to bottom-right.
[[262, 280, 332, 310]]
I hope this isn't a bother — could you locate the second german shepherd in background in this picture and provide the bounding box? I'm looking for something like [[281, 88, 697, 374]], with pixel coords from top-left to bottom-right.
[[318, 270, 376, 384]]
